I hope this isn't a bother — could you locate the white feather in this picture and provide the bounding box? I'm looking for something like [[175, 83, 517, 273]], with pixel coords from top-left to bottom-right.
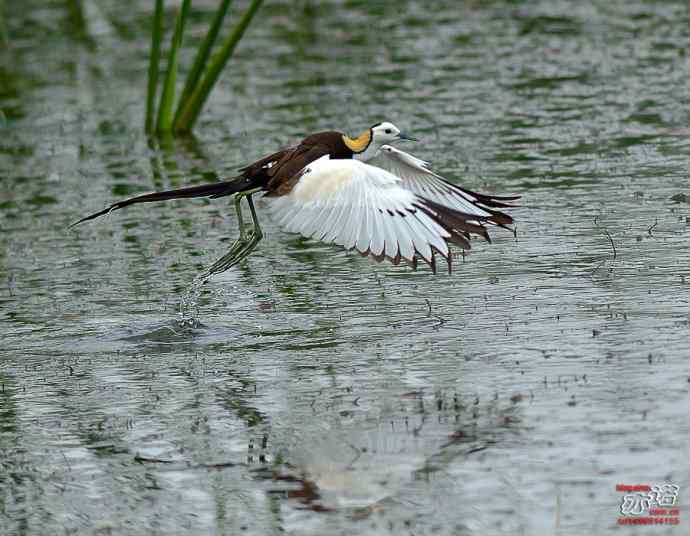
[[368, 145, 491, 217], [355, 181, 371, 253], [380, 210, 399, 259], [321, 191, 349, 242], [306, 202, 334, 238], [369, 205, 385, 256], [394, 215, 414, 261], [266, 156, 464, 265], [403, 214, 433, 262]]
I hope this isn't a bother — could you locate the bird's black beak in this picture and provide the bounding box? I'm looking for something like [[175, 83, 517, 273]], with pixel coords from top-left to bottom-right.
[[397, 132, 418, 142]]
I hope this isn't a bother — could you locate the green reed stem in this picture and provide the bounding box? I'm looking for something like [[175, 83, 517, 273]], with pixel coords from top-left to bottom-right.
[[173, 0, 233, 130], [174, 0, 262, 133], [145, 0, 164, 133], [0, 0, 6, 45], [155, 0, 190, 133]]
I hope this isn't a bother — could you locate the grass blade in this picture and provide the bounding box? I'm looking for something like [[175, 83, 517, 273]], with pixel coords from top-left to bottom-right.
[[175, 0, 263, 133], [0, 0, 6, 45], [156, 0, 191, 133], [173, 0, 233, 130], [145, 0, 165, 133]]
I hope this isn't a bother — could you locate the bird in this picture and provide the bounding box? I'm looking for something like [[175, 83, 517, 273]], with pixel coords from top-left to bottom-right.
[[71, 122, 519, 276]]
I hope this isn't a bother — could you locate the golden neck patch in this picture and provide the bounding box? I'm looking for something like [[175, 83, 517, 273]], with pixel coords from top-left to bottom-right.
[[342, 129, 372, 153]]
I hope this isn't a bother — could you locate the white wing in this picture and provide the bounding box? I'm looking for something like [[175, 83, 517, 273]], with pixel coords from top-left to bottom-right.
[[266, 156, 480, 270], [367, 145, 518, 225]]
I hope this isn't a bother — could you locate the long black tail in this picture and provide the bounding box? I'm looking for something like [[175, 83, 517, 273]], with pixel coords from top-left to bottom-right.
[[70, 175, 260, 228]]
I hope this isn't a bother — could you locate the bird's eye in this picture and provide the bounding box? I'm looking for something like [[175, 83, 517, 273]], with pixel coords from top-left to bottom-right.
[[385, 129, 392, 134]]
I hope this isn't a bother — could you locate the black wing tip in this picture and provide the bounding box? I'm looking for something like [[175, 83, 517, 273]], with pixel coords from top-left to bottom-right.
[[486, 198, 521, 209], [490, 194, 521, 202], [68, 205, 118, 229], [434, 174, 521, 207]]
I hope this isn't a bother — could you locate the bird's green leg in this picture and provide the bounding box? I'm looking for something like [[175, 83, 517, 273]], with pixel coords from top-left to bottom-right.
[[204, 188, 263, 276], [246, 194, 263, 242], [235, 192, 247, 241]]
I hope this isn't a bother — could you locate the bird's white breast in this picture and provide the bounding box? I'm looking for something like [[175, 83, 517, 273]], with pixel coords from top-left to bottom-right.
[[291, 157, 351, 202], [290, 157, 401, 204]]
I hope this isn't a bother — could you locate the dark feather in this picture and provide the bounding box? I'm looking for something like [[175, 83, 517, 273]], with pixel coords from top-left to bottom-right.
[[414, 199, 493, 249]]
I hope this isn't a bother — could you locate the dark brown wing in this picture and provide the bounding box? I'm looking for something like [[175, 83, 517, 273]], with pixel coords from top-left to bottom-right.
[[263, 145, 330, 195], [239, 147, 291, 176], [262, 131, 352, 196], [238, 131, 351, 197]]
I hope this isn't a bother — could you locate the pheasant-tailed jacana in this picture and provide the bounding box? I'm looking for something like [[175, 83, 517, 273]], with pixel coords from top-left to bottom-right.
[[71, 122, 519, 276]]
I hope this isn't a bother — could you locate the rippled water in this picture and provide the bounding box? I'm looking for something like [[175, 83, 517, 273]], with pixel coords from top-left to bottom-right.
[[2, 1, 690, 534]]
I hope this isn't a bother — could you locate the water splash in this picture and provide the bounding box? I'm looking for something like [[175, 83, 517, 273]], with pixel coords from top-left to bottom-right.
[[177, 271, 210, 328]]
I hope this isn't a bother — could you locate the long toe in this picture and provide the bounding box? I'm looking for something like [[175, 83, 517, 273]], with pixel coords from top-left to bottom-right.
[[207, 243, 253, 274]]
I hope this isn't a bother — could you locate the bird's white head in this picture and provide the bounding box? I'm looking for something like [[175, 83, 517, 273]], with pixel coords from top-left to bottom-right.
[[344, 121, 417, 162], [370, 122, 416, 145]]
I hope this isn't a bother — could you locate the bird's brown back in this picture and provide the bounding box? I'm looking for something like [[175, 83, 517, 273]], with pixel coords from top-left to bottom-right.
[[240, 131, 353, 197]]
